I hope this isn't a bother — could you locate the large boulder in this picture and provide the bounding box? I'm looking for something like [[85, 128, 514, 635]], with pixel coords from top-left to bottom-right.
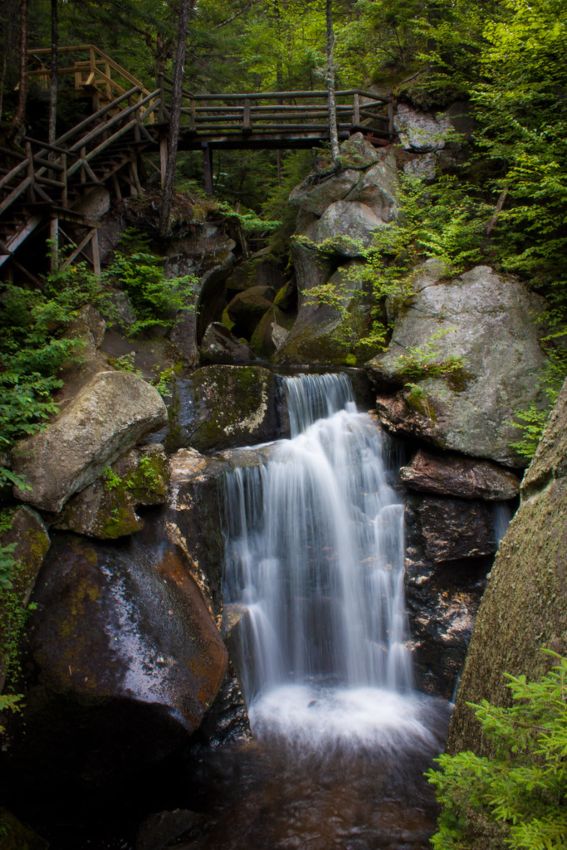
[[226, 285, 275, 337], [311, 200, 385, 256], [394, 104, 452, 153], [11, 372, 167, 513], [415, 497, 496, 564], [16, 531, 228, 787], [167, 366, 286, 452], [448, 381, 567, 757], [276, 262, 371, 366], [369, 265, 547, 467], [400, 450, 520, 500], [344, 150, 398, 221]]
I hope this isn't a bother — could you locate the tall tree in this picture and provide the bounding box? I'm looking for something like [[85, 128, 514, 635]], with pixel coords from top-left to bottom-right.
[[325, 0, 339, 165], [159, 0, 194, 237], [10, 0, 29, 138], [48, 0, 58, 144]]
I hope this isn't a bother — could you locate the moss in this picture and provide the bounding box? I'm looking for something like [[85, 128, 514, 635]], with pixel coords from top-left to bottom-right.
[[127, 453, 169, 503]]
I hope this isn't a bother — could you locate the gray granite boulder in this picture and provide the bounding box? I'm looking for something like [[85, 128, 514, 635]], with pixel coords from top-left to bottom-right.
[[394, 103, 452, 153], [12, 372, 168, 513], [369, 265, 547, 466]]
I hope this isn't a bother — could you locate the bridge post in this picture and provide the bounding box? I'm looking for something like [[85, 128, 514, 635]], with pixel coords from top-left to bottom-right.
[[202, 143, 214, 195]]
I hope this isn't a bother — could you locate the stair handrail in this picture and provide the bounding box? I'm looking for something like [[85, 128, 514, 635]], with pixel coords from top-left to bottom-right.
[[27, 44, 152, 101]]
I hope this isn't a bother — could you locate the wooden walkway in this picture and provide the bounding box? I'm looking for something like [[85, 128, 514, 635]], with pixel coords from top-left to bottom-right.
[[0, 45, 394, 277]]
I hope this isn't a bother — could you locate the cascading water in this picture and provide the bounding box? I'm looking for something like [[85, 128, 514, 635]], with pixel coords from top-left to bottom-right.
[[223, 373, 437, 752]]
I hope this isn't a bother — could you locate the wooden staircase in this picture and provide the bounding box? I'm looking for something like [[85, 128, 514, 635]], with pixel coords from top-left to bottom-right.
[[1, 45, 395, 279]]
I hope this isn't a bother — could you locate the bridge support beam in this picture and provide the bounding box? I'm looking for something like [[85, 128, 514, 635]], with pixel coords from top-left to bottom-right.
[[202, 143, 214, 195]]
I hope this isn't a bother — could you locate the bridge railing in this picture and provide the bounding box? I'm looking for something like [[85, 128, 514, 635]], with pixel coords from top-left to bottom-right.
[[158, 81, 393, 139]]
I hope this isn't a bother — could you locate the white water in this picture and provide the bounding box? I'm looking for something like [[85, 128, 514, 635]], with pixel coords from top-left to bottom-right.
[[224, 373, 435, 752]]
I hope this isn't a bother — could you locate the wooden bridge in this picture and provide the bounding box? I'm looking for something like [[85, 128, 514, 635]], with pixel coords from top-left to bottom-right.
[[0, 45, 394, 278]]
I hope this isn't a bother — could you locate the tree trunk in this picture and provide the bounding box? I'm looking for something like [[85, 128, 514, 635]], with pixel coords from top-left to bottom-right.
[[11, 0, 28, 138], [48, 0, 58, 145], [326, 0, 340, 167], [159, 0, 193, 237]]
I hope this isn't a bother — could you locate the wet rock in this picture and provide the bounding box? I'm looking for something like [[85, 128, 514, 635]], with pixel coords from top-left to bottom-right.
[[12, 372, 167, 513], [394, 104, 452, 152], [400, 450, 520, 500], [136, 809, 204, 850], [404, 495, 492, 698], [415, 497, 496, 563], [0, 507, 50, 690], [369, 265, 547, 466], [17, 531, 228, 787], [448, 380, 567, 756], [226, 285, 275, 337], [200, 323, 256, 365], [167, 366, 286, 453], [54, 445, 169, 540]]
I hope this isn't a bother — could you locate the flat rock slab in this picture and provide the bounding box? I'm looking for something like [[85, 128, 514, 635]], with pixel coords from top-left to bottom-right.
[[12, 371, 167, 513], [400, 450, 520, 500]]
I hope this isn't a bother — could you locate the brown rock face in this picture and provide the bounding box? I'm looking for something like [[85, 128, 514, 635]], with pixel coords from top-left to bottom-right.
[[11, 372, 167, 513], [29, 533, 227, 731], [447, 380, 567, 759], [415, 497, 497, 563], [400, 450, 520, 501], [226, 286, 275, 337]]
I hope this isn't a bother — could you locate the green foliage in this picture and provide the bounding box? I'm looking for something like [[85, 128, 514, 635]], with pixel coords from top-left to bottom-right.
[[392, 329, 468, 389], [510, 343, 567, 460], [104, 250, 197, 336], [0, 264, 104, 489], [108, 351, 142, 376], [102, 466, 124, 492], [427, 652, 567, 850]]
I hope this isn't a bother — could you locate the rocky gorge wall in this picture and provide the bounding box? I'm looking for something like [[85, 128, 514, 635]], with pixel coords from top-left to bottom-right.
[[0, 101, 555, 841]]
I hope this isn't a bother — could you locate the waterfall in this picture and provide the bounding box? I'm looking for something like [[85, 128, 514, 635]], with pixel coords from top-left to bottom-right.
[[223, 373, 433, 751]]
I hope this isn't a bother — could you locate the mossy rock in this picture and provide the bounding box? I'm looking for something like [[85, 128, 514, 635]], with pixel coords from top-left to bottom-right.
[[55, 445, 169, 540], [167, 365, 285, 452], [0, 507, 50, 691]]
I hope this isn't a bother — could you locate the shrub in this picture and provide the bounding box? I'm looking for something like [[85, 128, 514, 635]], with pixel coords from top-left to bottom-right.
[[427, 652, 567, 850]]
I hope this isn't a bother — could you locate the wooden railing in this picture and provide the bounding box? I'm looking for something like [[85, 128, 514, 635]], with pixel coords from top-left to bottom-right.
[[28, 44, 153, 104], [161, 85, 393, 139]]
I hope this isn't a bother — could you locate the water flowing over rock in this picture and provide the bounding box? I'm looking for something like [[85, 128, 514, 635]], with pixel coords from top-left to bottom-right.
[[448, 380, 567, 757], [11, 372, 167, 513], [221, 373, 449, 755], [369, 265, 547, 466]]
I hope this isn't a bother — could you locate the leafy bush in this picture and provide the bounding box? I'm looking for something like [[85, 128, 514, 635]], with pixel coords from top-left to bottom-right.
[[427, 652, 567, 850], [104, 250, 197, 336]]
